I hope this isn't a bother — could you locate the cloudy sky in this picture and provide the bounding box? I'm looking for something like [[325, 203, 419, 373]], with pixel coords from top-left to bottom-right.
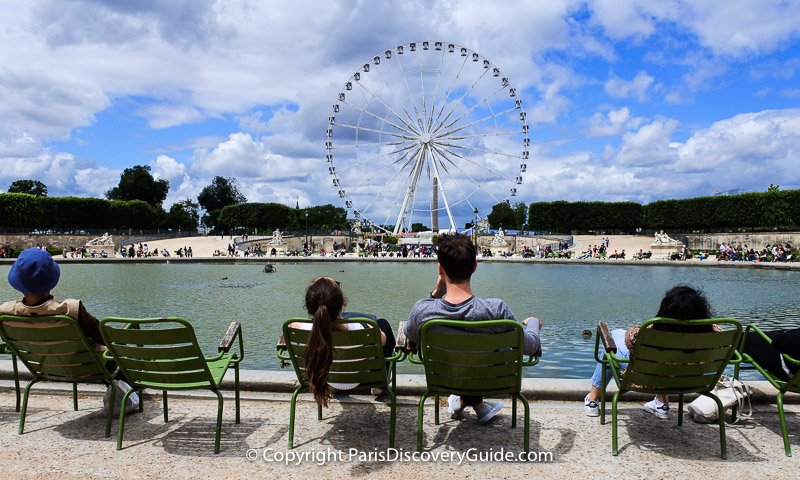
[[2, 0, 799, 225]]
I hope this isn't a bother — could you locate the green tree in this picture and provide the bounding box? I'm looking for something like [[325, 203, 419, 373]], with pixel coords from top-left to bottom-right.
[[106, 165, 169, 206], [513, 202, 527, 230], [197, 176, 246, 230], [167, 199, 200, 231], [411, 222, 428, 232], [8, 179, 48, 197], [487, 201, 517, 229]]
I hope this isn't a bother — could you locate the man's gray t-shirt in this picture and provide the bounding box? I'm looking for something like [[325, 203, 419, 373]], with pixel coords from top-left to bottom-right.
[[404, 295, 541, 355]]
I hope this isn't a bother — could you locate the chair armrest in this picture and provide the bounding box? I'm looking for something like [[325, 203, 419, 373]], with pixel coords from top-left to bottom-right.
[[275, 334, 291, 367], [217, 321, 244, 363], [395, 320, 415, 354], [598, 322, 617, 353]]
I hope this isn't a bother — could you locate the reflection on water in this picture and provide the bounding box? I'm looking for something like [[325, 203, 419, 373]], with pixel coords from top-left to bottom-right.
[[1, 262, 798, 379]]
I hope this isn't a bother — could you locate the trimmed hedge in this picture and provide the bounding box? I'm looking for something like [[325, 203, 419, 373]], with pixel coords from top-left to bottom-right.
[[528, 190, 800, 233], [217, 203, 349, 232], [0, 194, 167, 230]]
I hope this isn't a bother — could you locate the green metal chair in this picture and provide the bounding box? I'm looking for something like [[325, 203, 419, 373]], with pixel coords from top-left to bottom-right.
[[595, 317, 742, 458], [734, 324, 800, 456], [276, 317, 403, 449], [100, 317, 243, 454], [1, 340, 21, 412], [0, 314, 117, 436], [410, 319, 539, 452]]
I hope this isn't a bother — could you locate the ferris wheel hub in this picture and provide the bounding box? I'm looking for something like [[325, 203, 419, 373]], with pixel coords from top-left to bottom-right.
[[419, 132, 433, 144]]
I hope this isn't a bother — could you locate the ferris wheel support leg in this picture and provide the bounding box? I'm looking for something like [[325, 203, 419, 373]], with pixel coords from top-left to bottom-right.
[[393, 153, 424, 236], [430, 158, 457, 232]]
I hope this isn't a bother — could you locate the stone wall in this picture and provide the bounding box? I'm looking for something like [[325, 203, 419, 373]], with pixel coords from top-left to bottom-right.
[[0, 234, 117, 251], [684, 232, 800, 250]]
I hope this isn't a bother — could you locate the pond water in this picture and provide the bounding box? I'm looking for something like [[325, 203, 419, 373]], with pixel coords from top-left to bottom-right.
[[1, 261, 798, 379]]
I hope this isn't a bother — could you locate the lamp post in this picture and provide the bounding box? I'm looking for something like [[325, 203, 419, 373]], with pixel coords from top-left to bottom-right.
[[305, 210, 309, 255], [472, 207, 479, 246]]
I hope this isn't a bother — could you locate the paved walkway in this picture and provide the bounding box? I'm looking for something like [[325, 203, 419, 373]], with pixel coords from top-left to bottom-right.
[[1, 381, 797, 479]]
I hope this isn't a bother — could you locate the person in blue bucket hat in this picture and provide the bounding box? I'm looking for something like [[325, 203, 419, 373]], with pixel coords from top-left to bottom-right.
[[1, 247, 104, 346]]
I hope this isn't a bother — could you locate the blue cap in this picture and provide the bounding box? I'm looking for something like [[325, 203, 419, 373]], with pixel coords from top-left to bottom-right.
[[7, 248, 61, 294]]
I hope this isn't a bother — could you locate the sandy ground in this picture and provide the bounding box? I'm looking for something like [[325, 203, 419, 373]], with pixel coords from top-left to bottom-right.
[[140, 235, 661, 259], [1, 382, 798, 479]]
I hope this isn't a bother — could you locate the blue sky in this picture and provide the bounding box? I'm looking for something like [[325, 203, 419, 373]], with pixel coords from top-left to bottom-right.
[[2, 0, 799, 227]]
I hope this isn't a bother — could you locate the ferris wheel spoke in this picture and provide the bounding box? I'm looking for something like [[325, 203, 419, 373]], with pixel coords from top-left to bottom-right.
[[394, 53, 426, 132], [340, 99, 414, 136], [430, 145, 505, 205], [334, 139, 407, 150], [433, 84, 509, 136], [431, 142, 515, 183], [337, 142, 418, 176], [435, 105, 518, 139], [353, 77, 421, 135], [336, 122, 416, 141], [448, 130, 522, 141], [369, 64, 424, 133], [431, 64, 494, 133], [418, 50, 429, 130], [436, 141, 522, 160], [425, 48, 447, 133], [429, 54, 470, 134]]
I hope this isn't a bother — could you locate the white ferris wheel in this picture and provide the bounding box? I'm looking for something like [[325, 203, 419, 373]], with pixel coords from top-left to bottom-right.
[[326, 41, 529, 235]]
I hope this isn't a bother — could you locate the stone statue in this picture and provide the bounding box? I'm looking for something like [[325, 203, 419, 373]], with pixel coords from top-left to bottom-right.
[[651, 230, 681, 247], [87, 233, 113, 246], [267, 229, 286, 245], [477, 218, 490, 234], [351, 220, 362, 234], [490, 227, 507, 246]]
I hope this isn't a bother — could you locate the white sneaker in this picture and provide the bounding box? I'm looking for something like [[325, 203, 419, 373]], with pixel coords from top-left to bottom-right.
[[475, 401, 504, 424], [584, 396, 599, 417], [644, 398, 670, 419], [448, 395, 464, 420]]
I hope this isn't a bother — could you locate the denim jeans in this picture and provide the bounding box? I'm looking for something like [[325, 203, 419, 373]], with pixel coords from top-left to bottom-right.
[[590, 329, 630, 389]]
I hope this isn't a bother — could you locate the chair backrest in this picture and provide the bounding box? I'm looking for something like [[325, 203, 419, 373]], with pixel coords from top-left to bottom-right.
[[0, 314, 110, 383], [419, 319, 524, 396], [622, 317, 742, 394], [283, 317, 388, 389], [100, 317, 213, 389]]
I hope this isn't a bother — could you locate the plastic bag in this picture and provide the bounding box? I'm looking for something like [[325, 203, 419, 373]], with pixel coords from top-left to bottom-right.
[[103, 379, 140, 416]]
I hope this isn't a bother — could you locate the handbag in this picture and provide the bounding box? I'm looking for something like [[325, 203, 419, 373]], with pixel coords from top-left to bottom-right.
[[687, 375, 752, 424], [103, 379, 140, 417]]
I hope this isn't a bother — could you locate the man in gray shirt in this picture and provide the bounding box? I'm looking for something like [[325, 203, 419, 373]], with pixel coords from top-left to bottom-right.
[[404, 233, 542, 424]]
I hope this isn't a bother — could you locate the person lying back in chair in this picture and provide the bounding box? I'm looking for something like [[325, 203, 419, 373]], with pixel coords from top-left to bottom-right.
[[404, 233, 543, 424]]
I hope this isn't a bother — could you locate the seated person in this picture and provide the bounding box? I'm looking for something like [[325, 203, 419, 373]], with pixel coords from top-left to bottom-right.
[[584, 285, 715, 419], [291, 277, 395, 406], [404, 233, 543, 424], [0, 247, 103, 347], [741, 328, 800, 381]]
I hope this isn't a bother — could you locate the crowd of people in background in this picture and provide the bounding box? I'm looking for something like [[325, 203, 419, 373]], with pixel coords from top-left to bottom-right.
[[717, 242, 795, 262]]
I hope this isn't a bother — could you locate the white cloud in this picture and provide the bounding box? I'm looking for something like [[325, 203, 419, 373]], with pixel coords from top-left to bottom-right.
[[585, 107, 643, 136], [617, 117, 679, 167], [605, 71, 654, 101]]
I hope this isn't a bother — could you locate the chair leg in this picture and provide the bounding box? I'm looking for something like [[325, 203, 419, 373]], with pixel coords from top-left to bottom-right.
[[707, 393, 728, 459], [678, 394, 684, 427], [387, 388, 397, 448], [116, 388, 136, 450], [731, 364, 740, 421], [288, 386, 302, 449], [317, 402, 322, 421], [777, 392, 792, 457], [417, 393, 429, 452], [11, 353, 20, 412], [611, 391, 620, 455], [434, 394, 440, 425], [214, 389, 224, 454], [512, 395, 517, 428], [73, 383, 78, 411], [18, 378, 39, 435], [234, 363, 240, 424], [162, 390, 169, 422], [392, 362, 397, 392], [104, 381, 116, 438], [600, 368, 607, 425], [138, 388, 144, 412], [516, 393, 530, 453]]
